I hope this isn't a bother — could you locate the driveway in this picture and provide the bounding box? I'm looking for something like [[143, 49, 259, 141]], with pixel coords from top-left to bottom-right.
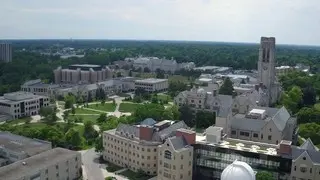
[[81, 148, 104, 180]]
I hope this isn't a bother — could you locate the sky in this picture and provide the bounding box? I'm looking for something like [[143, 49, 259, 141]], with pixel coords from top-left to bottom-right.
[[1, 0, 320, 45]]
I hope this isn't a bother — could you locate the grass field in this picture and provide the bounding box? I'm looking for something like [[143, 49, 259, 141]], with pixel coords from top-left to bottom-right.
[[75, 108, 99, 114], [70, 115, 99, 123], [88, 103, 116, 112], [119, 103, 141, 112], [6, 117, 32, 125], [157, 94, 173, 102]]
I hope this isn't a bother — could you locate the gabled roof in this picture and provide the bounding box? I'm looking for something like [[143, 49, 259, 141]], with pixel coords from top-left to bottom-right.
[[157, 121, 188, 141], [300, 138, 317, 151], [116, 123, 139, 138], [272, 106, 290, 131], [168, 136, 188, 151]]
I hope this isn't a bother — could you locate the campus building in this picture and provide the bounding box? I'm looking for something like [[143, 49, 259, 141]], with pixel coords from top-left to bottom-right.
[[134, 78, 168, 93], [0, 91, 50, 119], [102, 119, 189, 176], [275, 66, 292, 76], [0, 148, 82, 180], [157, 128, 194, 180], [21, 79, 60, 96], [0, 132, 52, 167], [127, 57, 195, 73], [53, 64, 113, 84], [0, 43, 12, 63]]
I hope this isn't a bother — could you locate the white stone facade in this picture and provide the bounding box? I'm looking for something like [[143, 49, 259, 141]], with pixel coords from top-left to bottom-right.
[[135, 78, 168, 93], [0, 91, 50, 119]]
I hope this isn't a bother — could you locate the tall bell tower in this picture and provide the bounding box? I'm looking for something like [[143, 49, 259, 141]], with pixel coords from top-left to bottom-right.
[[258, 37, 276, 89]]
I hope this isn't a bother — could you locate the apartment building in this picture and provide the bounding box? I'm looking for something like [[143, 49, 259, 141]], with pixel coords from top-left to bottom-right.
[[135, 78, 168, 93], [0, 148, 82, 180], [0, 132, 52, 167], [218, 106, 298, 145], [102, 119, 189, 176], [0, 43, 12, 63], [54, 64, 113, 84], [0, 91, 50, 119], [157, 128, 194, 180]]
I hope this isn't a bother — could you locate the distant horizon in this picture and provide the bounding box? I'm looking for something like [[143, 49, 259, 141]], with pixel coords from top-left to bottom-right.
[[2, 38, 320, 48]]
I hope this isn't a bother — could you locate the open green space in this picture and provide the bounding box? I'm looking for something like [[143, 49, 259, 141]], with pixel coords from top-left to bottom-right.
[[75, 108, 99, 114], [157, 94, 172, 102], [168, 75, 191, 83], [88, 103, 116, 112], [118, 170, 152, 180], [119, 103, 142, 112], [6, 117, 32, 125], [70, 115, 99, 124]]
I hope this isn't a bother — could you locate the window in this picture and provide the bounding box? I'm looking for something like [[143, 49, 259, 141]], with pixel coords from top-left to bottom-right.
[[180, 165, 183, 169], [147, 148, 150, 152], [253, 133, 258, 138], [164, 150, 172, 159], [173, 165, 176, 170], [154, 148, 157, 152], [180, 174, 183, 179], [231, 130, 236, 135], [142, 148, 144, 151], [181, 155, 184, 160], [189, 152, 191, 156], [300, 167, 307, 173], [164, 162, 171, 169], [310, 168, 312, 173], [303, 157, 306, 160], [268, 135, 272, 140], [261, 134, 264, 139], [189, 161, 191, 166]]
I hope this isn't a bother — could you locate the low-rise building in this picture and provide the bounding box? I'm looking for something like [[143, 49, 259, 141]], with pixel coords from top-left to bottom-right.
[[219, 106, 298, 145], [21, 79, 60, 97], [157, 128, 194, 180], [0, 91, 50, 119], [0, 132, 52, 167], [102, 119, 189, 176], [276, 66, 292, 76], [135, 78, 168, 93], [0, 147, 82, 180]]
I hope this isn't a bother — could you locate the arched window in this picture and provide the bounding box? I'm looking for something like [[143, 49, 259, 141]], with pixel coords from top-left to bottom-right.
[[164, 150, 172, 160]]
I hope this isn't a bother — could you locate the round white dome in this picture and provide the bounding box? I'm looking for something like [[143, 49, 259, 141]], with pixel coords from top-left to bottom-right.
[[221, 160, 255, 180]]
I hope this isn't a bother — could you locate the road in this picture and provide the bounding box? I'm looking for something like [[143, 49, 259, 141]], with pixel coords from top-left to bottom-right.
[[81, 148, 105, 180]]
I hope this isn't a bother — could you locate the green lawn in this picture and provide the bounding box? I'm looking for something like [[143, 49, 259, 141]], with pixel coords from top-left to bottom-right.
[[70, 115, 99, 124], [6, 117, 32, 125], [88, 103, 116, 112], [119, 103, 142, 112], [75, 108, 99, 114], [157, 94, 172, 102], [119, 170, 152, 180], [105, 163, 123, 172]]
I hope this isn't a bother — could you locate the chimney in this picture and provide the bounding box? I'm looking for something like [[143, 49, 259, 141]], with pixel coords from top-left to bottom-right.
[[176, 128, 196, 145], [278, 140, 292, 155], [139, 126, 154, 141]]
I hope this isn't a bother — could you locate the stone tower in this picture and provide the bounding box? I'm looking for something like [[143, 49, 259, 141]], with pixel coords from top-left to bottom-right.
[[257, 37, 280, 106], [258, 37, 276, 89]]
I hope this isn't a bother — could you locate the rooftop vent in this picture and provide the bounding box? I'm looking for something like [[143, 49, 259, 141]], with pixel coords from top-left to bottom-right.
[[22, 162, 27, 165]]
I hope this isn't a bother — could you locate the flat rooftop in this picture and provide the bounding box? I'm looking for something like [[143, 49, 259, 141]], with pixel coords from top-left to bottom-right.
[[196, 135, 279, 156], [0, 92, 44, 103], [0, 148, 80, 180], [135, 78, 168, 83], [69, 64, 101, 68], [68, 64, 103, 71], [0, 132, 51, 154]]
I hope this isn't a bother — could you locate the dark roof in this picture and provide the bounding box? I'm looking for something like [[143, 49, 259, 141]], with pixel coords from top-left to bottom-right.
[[0, 148, 80, 180], [169, 136, 188, 151], [140, 118, 157, 126], [300, 138, 317, 151], [157, 121, 188, 141], [290, 138, 320, 163]]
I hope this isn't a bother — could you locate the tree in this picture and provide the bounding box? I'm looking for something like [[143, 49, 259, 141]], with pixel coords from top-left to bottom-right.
[[63, 110, 70, 121], [166, 105, 180, 120], [94, 136, 103, 153], [64, 94, 76, 109], [87, 92, 93, 102], [179, 105, 195, 127], [168, 81, 188, 97], [97, 113, 107, 124], [256, 171, 274, 180], [156, 69, 165, 78], [65, 128, 83, 149], [71, 106, 76, 115], [302, 86, 317, 106], [84, 120, 97, 139], [299, 123, 320, 145], [297, 107, 320, 124], [240, 78, 246, 84], [39, 106, 54, 118], [133, 103, 166, 122], [219, 77, 234, 95], [280, 86, 303, 114], [196, 111, 216, 128], [116, 71, 122, 77]]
